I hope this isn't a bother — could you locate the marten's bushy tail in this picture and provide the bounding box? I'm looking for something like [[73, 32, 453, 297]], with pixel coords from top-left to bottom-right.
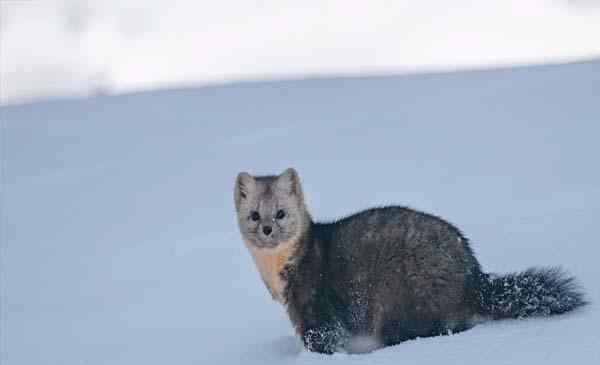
[[477, 267, 587, 319]]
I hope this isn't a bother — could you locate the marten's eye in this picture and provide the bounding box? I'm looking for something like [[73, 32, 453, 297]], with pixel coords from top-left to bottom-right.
[[250, 211, 260, 221], [276, 209, 285, 220]]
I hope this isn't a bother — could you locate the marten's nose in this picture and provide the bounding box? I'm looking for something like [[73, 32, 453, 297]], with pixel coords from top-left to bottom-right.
[[263, 226, 272, 236]]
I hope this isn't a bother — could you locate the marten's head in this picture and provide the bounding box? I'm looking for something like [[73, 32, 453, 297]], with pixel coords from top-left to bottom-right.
[[234, 168, 310, 249]]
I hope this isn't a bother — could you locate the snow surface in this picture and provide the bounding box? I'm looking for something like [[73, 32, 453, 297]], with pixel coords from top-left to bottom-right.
[[2, 60, 600, 364]]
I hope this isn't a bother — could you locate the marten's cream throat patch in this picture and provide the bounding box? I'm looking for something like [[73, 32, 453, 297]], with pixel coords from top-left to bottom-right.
[[244, 238, 299, 303]]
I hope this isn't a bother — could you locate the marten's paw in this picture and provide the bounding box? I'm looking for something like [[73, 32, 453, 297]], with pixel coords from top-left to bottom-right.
[[303, 326, 341, 354]]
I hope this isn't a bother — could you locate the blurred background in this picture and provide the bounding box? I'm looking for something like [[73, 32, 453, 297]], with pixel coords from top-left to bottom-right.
[[1, 0, 600, 105]]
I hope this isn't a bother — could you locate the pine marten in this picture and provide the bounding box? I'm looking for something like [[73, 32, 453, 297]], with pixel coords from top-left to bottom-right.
[[234, 168, 586, 354]]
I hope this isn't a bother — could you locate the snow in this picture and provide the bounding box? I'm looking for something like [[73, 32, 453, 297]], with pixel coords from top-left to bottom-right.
[[1, 59, 600, 364]]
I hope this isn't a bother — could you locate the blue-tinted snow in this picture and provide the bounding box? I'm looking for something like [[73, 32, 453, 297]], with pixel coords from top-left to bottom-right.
[[1, 60, 599, 364]]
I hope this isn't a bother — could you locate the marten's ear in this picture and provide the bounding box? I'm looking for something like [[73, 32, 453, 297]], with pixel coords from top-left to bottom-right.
[[276, 168, 303, 198], [234, 172, 255, 209]]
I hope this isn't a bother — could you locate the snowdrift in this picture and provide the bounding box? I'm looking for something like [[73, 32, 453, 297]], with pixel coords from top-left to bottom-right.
[[2, 59, 599, 364]]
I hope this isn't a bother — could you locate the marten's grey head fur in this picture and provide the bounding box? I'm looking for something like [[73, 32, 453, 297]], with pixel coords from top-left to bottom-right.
[[234, 168, 310, 249]]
